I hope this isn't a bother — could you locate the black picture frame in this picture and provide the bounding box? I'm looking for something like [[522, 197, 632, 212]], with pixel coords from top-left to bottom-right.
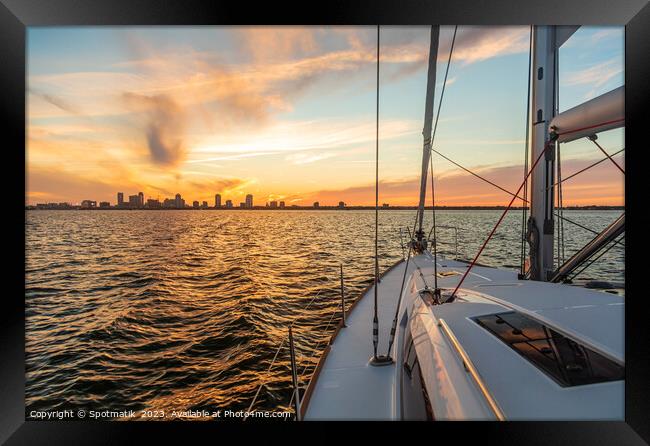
[[2, 0, 649, 443]]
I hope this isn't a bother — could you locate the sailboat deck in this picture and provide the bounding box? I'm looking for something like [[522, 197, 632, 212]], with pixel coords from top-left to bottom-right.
[[303, 254, 624, 420]]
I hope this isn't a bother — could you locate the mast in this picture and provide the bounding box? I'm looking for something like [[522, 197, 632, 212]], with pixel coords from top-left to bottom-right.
[[527, 26, 557, 281], [414, 25, 440, 252]]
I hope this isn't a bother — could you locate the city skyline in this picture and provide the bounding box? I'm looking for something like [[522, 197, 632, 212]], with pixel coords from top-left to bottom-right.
[[29, 188, 624, 211], [27, 26, 625, 207], [32, 191, 336, 209]]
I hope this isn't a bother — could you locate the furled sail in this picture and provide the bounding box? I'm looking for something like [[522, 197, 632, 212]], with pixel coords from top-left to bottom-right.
[[549, 86, 624, 143]]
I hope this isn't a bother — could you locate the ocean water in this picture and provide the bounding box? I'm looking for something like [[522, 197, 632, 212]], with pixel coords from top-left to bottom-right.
[[25, 209, 624, 419]]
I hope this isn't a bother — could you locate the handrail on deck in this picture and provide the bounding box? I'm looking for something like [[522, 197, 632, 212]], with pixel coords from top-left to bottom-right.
[[437, 318, 506, 421]]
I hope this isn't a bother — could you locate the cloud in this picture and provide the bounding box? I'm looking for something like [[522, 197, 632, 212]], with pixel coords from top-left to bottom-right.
[[29, 90, 81, 115], [192, 117, 419, 156], [29, 27, 531, 122], [565, 58, 623, 88], [235, 27, 319, 63], [185, 151, 281, 163], [371, 27, 530, 83], [449, 27, 530, 65], [563, 57, 623, 100], [590, 28, 621, 43], [285, 152, 336, 165], [123, 92, 187, 166]]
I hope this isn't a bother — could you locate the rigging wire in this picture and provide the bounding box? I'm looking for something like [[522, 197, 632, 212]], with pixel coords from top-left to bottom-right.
[[431, 149, 527, 202], [552, 148, 624, 187], [429, 147, 623, 248], [588, 137, 625, 174], [520, 25, 533, 276], [557, 213, 624, 249], [567, 234, 625, 282], [448, 131, 623, 297], [557, 142, 566, 265], [244, 336, 286, 418], [431, 26, 457, 147], [288, 308, 340, 410], [429, 25, 456, 292], [245, 288, 324, 417], [386, 241, 413, 357], [551, 45, 565, 266], [372, 25, 380, 360], [450, 143, 550, 300], [430, 153, 438, 290]]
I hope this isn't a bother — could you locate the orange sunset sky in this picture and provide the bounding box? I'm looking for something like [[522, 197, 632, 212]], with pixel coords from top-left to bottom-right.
[[26, 26, 625, 207]]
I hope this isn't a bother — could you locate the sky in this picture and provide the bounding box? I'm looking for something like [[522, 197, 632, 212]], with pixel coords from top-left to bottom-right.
[[26, 26, 625, 206]]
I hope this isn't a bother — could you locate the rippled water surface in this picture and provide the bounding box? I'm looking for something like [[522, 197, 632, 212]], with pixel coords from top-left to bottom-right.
[[25, 209, 624, 419]]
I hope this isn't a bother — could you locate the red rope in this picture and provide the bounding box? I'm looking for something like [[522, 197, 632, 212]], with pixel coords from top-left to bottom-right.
[[450, 144, 549, 299], [554, 117, 624, 138], [447, 117, 624, 299]]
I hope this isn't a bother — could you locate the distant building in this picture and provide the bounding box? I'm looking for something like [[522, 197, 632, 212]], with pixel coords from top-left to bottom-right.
[[175, 193, 183, 209], [338, 201, 346, 208], [128, 195, 140, 208], [215, 194, 222, 208], [225, 200, 233, 208], [382, 203, 389, 208], [201, 201, 208, 209], [36, 202, 72, 210], [138, 192, 144, 207], [193, 201, 200, 209], [117, 192, 124, 207], [245, 194, 253, 209], [80, 200, 97, 209], [313, 202, 320, 208], [279, 201, 285, 208], [146, 199, 161, 209], [99, 201, 110, 208], [269, 201, 278, 209], [239, 202, 246, 208], [163, 198, 176, 208]]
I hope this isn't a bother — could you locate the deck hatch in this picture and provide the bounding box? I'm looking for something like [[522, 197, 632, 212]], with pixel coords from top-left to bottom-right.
[[473, 311, 624, 387]]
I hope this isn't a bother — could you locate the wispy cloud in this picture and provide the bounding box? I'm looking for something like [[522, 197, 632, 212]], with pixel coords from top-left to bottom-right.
[[285, 152, 336, 165], [191, 117, 419, 156], [450, 27, 530, 65], [564, 58, 623, 100]]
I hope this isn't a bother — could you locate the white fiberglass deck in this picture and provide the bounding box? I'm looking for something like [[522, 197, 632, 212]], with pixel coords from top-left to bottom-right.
[[303, 254, 624, 421]]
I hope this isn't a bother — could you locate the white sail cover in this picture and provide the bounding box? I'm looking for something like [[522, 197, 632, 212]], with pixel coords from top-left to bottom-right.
[[549, 86, 624, 143]]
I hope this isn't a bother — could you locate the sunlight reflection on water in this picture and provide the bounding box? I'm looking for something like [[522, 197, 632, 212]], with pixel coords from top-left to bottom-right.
[[25, 209, 624, 417]]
